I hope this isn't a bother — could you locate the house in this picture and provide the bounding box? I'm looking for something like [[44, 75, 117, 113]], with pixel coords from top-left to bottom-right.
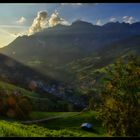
[[81, 123, 93, 130]]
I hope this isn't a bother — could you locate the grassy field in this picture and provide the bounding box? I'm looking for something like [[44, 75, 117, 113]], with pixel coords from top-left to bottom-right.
[[0, 81, 107, 137], [39, 111, 106, 137], [29, 111, 79, 120], [29, 111, 107, 137], [0, 111, 107, 137]]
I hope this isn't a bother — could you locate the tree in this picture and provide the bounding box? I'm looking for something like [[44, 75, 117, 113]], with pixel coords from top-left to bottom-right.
[[98, 55, 140, 136], [13, 95, 33, 119], [1, 92, 33, 119], [7, 95, 16, 107], [88, 89, 101, 110], [89, 97, 96, 110], [18, 97, 32, 116]]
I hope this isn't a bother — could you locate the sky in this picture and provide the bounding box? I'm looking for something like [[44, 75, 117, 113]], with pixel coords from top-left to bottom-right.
[[0, 3, 140, 48]]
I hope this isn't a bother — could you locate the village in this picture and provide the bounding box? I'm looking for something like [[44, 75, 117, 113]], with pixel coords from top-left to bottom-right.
[[36, 80, 87, 108]]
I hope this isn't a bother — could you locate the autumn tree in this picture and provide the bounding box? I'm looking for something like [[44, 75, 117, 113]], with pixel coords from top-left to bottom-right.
[[0, 92, 33, 119], [98, 55, 140, 136], [17, 96, 32, 118]]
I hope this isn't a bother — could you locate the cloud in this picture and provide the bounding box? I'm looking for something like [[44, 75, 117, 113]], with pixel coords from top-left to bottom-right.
[[48, 11, 63, 27], [48, 10, 70, 27], [60, 20, 70, 26], [28, 10, 48, 36], [109, 17, 117, 22], [16, 16, 26, 25], [122, 16, 135, 24], [96, 19, 102, 26], [28, 10, 70, 36]]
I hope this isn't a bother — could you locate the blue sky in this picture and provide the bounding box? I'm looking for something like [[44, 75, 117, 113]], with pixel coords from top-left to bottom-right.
[[0, 3, 140, 47]]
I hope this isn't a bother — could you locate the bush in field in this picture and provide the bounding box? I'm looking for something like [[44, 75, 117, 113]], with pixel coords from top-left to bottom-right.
[[98, 55, 140, 136]]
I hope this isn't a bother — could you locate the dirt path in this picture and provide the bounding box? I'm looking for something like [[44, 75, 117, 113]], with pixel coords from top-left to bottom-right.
[[20, 112, 81, 124]]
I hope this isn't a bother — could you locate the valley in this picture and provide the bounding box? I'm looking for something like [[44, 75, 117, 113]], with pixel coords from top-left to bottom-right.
[[0, 111, 107, 137], [0, 3, 139, 137]]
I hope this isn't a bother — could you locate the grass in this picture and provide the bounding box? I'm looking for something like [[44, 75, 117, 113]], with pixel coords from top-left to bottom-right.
[[29, 111, 107, 137], [29, 112, 78, 120], [0, 111, 107, 137], [0, 81, 107, 137], [0, 81, 59, 112], [0, 120, 41, 137], [0, 120, 83, 137], [0, 81, 39, 98]]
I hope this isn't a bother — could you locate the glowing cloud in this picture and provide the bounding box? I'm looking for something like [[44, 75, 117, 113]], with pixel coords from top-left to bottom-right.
[[28, 10, 70, 36], [16, 16, 26, 25], [28, 11, 48, 36], [48, 11, 69, 27]]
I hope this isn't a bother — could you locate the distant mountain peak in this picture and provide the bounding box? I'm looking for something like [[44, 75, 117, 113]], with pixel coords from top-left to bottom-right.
[[71, 20, 93, 27], [103, 21, 140, 27], [103, 21, 130, 26]]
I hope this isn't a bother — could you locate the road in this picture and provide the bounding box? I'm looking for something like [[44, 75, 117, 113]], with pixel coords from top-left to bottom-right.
[[20, 112, 81, 124]]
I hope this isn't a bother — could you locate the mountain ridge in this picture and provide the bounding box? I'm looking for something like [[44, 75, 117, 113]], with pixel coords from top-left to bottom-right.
[[2, 20, 140, 57], [0, 20, 140, 96]]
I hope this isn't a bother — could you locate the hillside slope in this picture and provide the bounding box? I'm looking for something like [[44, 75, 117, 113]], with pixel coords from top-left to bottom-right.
[[0, 80, 75, 112], [62, 35, 140, 93]]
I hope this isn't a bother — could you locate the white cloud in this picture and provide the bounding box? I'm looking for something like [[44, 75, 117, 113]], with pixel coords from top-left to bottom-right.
[[28, 10, 48, 36], [109, 17, 117, 22], [48, 11, 62, 27], [16, 16, 26, 25], [28, 10, 70, 36], [96, 19, 102, 26], [122, 16, 135, 24], [61, 20, 71, 26], [48, 10, 70, 27]]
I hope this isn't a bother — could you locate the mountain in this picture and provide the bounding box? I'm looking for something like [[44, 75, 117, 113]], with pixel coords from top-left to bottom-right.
[[63, 35, 140, 93], [0, 20, 140, 83], [0, 53, 54, 89], [0, 20, 140, 94], [1, 21, 140, 67], [0, 53, 87, 110], [0, 80, 82, 112]]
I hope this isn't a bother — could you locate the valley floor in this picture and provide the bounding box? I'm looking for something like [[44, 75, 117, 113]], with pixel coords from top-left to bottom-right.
[[0, 111, 107, 137]]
